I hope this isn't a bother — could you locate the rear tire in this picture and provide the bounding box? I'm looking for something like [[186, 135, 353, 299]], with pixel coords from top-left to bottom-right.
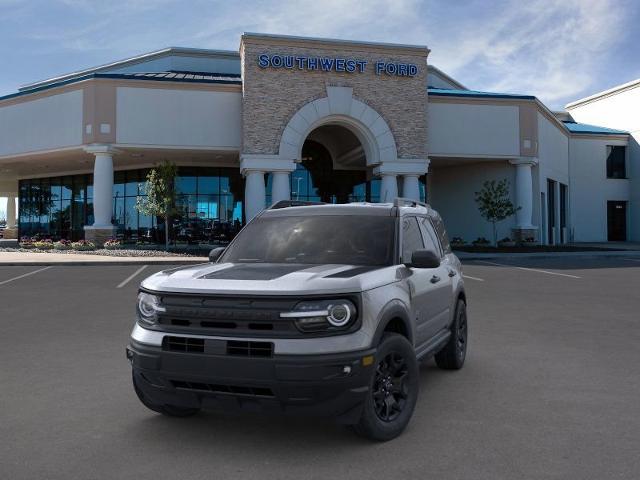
[[351, 333, 419, 441], [132, 372, 200, 417], [435, 299, 468, 370]]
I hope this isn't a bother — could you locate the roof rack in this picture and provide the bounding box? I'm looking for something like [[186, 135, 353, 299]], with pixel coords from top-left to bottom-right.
[[393, 198, 431, 209], [269, 200, 326, 209]]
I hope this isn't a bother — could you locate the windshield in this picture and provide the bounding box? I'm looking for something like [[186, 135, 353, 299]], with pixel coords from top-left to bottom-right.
[[220, 215, 395, 266]]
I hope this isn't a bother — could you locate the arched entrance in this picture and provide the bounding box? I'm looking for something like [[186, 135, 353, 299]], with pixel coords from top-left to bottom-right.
[[289, 124, 381, 203]]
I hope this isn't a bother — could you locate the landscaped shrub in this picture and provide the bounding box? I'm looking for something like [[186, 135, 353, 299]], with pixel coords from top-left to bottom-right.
[[19, 236, 35, 249], [33, 239, 54, 250], [54, 239, 72, 250], [450, 236, 465, 246], [472, 237, 491, 246], [71, 240, 96, 251], [103, 238, 122, 250]]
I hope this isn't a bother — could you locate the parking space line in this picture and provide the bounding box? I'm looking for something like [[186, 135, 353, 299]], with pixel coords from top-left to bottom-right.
[[0, 266, 52, 286], [117, 265, 148, 289], [462, 274, 484, 282], [476, 260, 581, 279]]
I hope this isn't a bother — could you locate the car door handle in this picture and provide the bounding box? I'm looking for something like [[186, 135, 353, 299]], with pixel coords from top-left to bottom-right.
[[430, 275, 441, 284]]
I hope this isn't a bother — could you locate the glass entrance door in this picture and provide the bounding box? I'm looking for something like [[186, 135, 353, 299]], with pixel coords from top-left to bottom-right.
[[607, 201, 627, 241]]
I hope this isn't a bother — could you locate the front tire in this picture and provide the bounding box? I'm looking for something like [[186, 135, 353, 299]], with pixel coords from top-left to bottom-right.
[[132, 372, 200, 417], [435, 298, 468, 370], [351, 333, 419, 441]]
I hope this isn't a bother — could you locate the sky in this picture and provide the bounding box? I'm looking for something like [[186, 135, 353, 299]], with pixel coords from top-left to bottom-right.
[[1, 0, 638, 219], [1, 0, 639, 107]]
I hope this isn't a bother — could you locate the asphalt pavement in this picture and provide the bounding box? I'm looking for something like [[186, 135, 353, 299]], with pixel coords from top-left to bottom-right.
[[1, 257, 639, 479]]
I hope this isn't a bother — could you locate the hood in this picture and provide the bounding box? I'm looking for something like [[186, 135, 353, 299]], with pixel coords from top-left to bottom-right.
[[140, 262, 400, 295]]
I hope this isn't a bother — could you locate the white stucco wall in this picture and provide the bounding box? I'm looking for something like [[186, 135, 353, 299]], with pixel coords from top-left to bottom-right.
[[430, 161, 517, 243], [116, 87, 242, 149], [568, 137, 630, 242], [0, 90, 83, 157], [567, 85, 639, 241], [428, 102, 520, 157]]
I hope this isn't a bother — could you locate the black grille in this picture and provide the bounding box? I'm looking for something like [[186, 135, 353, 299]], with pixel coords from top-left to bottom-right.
[[155, 295, 300, 337], [227, 340, 274, 358], [171, 380, 274, 397], [163, 336, 205, 353]]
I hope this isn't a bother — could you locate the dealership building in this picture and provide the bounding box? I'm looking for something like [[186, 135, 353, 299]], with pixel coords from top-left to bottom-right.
[[0, 33, 637, 245]]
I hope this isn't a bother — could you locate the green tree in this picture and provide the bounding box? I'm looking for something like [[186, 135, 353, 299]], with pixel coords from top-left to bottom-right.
[[474, 179, 519, 246], [135, 161, 178, 251]]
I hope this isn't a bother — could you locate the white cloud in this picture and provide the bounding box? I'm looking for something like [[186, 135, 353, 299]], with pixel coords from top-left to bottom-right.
[[3, 0, 635, 108]]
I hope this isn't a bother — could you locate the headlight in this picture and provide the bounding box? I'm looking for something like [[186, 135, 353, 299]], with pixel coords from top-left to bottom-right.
[[280, 299, 357, 333], [136, 292, 165, 326]]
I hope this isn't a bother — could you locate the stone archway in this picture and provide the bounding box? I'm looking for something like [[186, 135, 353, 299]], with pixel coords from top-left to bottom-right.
[[278, 86, 398, 166]]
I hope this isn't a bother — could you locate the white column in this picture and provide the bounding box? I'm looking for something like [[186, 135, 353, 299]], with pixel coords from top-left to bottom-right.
[[271, 171, 290, 204], [402, 175, 420, 201], [510, 158, 537, 229], [244, 170, 266, 221], [379, 174, 398, 203], [6, 195, 16, 229], [91, 151, 115, 227]]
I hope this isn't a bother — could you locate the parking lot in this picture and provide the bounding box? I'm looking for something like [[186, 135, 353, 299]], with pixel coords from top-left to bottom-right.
[[1, 256, 639, 480]]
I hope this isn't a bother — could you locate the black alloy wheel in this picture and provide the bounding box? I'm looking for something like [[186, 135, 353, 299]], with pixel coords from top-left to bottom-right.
[[372, 352, 409, 422]]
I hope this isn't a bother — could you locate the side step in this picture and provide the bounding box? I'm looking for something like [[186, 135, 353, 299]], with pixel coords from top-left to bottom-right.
[[415, 329, 451, 361]]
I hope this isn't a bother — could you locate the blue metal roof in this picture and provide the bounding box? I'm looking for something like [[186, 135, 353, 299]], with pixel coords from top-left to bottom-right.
[[0, 71, 242, 102], [562, 121, 628, 135], [428, 87, 535, 100]]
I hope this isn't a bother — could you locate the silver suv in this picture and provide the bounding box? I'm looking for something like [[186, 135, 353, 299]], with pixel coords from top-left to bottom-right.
[[127, 199, 467, 441]]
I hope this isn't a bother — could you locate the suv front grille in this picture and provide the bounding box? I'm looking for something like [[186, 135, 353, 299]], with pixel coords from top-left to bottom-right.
[[171, 380, 274, 397], [155, 295, 300, 337]]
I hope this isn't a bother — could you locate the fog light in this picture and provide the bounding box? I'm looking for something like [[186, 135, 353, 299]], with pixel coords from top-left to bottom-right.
[[362, 355, 374, 366]]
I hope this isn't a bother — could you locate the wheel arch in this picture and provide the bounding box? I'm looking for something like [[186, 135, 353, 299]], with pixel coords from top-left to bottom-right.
[[371, 303, 413, 347]]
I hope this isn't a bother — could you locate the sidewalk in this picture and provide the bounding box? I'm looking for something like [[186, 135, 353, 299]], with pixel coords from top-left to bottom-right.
[[456, 249, 640, 261], [0, 251, 208, 266]]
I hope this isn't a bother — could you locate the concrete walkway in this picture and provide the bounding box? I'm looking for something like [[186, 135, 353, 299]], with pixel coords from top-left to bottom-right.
[[456, 249, 640, 261], [0, 251, 207, 266]]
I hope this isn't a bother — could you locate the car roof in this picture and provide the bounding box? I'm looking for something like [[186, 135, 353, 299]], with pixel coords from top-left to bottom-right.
[[261, 200, 436, 218]]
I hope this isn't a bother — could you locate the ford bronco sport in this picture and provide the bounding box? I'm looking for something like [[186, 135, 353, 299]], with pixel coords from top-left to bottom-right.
[[127, 199, 467, 441]]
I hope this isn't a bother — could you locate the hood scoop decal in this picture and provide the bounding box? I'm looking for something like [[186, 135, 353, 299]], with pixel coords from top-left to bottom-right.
[[199, 264, 313, 281]]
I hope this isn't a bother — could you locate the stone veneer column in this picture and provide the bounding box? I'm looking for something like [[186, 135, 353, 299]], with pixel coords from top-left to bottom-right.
[[402, 175, 421, 201], [244, 170, 266, 222], [84, 145, 117, 245], [509, 157, 539, 241], [3, 194, 17, 239], [379, 174, 398, 203], [271, 171, 291, 204]]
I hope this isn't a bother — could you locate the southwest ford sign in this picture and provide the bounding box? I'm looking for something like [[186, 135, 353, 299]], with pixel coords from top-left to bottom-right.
[[257, 54, 418, 77]]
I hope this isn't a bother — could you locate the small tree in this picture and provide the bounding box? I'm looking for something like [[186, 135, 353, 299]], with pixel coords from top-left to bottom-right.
[[136, 161, 178, 251], [474, 179, 519, 246]]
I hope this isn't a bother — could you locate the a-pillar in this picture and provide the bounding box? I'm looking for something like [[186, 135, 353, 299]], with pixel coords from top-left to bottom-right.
[[509, 157, 539, 242], [84, 145, 118, 246]]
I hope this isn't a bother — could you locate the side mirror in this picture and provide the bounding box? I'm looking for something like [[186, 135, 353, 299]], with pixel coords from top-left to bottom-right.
[[208, 247, 225, 263], [407, 249, 441, 269]]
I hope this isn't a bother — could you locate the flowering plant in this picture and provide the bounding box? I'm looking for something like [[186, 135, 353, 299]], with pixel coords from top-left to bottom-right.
[[54, 239, 72, 250], [19, 236, 35, 249], [103, 238, 122, 250], [33, 239, 54, 250], [71, 240, 96, 251]]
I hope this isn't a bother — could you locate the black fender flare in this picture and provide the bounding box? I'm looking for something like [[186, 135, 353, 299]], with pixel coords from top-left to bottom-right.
[[371, 301, 413, 347]]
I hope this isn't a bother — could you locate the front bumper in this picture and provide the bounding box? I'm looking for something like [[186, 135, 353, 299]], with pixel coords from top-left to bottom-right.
[[127, 338, 376, 424]]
